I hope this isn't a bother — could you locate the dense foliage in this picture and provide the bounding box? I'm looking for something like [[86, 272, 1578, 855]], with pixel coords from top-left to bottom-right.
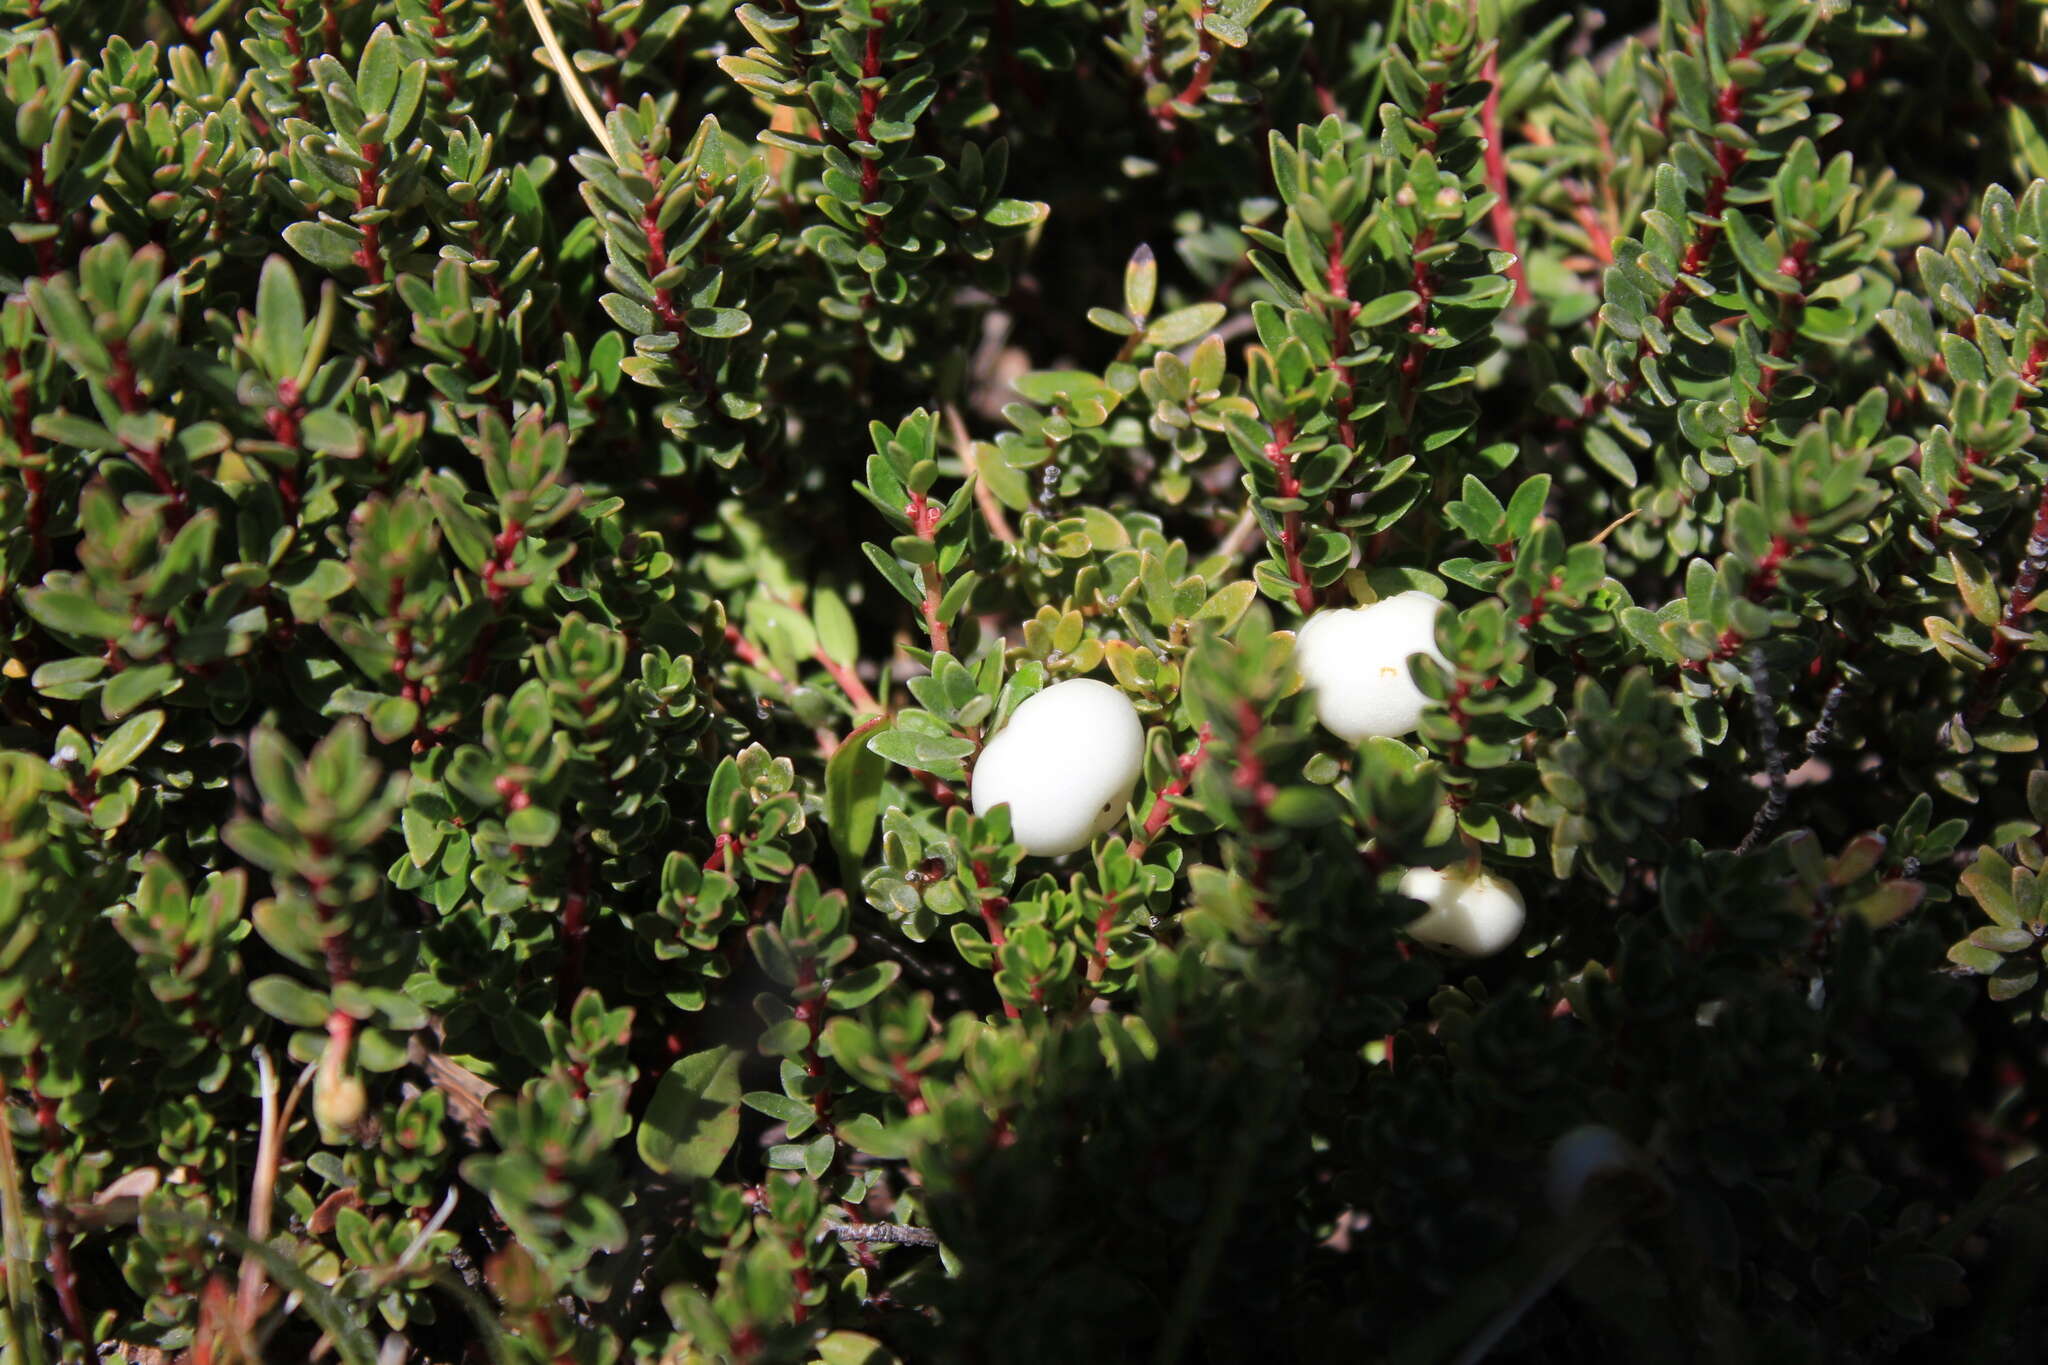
[[4, 0, 2048, 1360]]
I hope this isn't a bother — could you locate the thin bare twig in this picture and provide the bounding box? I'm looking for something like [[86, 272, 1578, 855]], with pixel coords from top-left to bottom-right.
[[946, 403, 1016, 544], [236, 1047, 284, 1332], [520, 0, 626, 167], [830, 1222, 939, 1247], [1735, 647, 1788, 855]]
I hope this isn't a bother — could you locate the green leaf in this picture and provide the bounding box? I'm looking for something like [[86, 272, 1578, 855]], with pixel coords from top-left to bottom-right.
[[826, 961, 900, 1010], [505, 804, 559, 847], [685, 308, 751, 338], [983, 199, 1045, 228], [254, 256, 307, 381], [20, 589, 125, 640], [637, 1046, 743, 1179], [1355, 290, 1422, 327], [283, 220, 361, 273], [813, 586, 861, 669], [90, 709, 164, 777], [816, 1332, 902, 1365], [249, 974, 332, 1029], [827, 716, 889, 885], [862, 541, 925, 607], [1144, 303, 1226, 349], [101, 663, 177, 720], [1124, 243, 1157, 319]]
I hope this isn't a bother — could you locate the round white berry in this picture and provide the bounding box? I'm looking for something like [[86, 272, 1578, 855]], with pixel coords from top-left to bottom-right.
[[1398, 865, 1526, 956], [970, 678, 1144, 857], [1292, 591, 1450, 741], [1545, 1124, 1638, 1217]]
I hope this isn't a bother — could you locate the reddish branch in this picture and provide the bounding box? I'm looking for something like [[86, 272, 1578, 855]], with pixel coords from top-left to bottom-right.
[[1125, 724, 1212, 863], [277, 0, 313, 118], [702, 832, 742, 875], [970, 859, 1021, 1019], [461, 521, 523, 683], [1678, 536, 1797, 677], [1930, 338, 2048, 542], [1324, 223, 1360, 453], [265, 376, 308, 515], [911, 767, 959, 808], [855, 6, 891, 244], [723, 623, 790, 689], [425, 0, 463, 100], [25, 148, 58, 277], [353, 140, 396, 366], [637, 207, 683, 325], [1263, 418, 1316, 613], [1084, 889, 1122, 990], [1742, 240, 1815, 431], [107, 339, 190, 525], [1479, 48, 1531, 307], [1520, 118, 1614, 268], [813, 646, 881, 716], [1568, 17, 1768, 428], [904, 486, 950, 653], [1157, 3, 1218, 124], [1516, 573, 1562, 630], [1387, 83, 1447, 466], [585, 0, 633, 108], [384, 577, 436, 752]]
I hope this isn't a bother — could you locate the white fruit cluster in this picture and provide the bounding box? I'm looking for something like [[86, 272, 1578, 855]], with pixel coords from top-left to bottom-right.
[[1398, 866, 1526, 956], [969, 678, 1144, 857], [1291, 590, 1449, 741]]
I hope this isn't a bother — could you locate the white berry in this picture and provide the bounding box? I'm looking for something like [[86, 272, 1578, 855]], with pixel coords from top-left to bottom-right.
[[1545, 1124, 1639, 1216], [1398, 865, 1526, 956], [970, 678, 1144, 857], [1292, 591, 1450, 741]]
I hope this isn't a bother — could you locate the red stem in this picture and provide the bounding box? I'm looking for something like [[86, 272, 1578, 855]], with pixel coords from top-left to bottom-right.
[[1084, 890, 1121, 989], [1742, 240, 1814, 431], [702, 833, 740, 874], [813, 646, 882, 716], [1125, 724, 1212, 862], [1479, 49, 1531, 306], [905, 487, 950, 653], [1159, 3, 1218, 124], [1568, 18, 1767, 427], [425, 0, 462, 100], [585, 0, 629, 108], [25, 148, 57, 278], [461, 521, 523, 683], [1324, 221, 1360, 454], [353, 141, 395, 366], [1386, 83, 1446, 467], [856, 6, 890, 244], [1930, 339, 2047, 541], [970, 860, 1021, 1019], [278, 0, 313, 117], [1263, 418, 1316, 614]]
